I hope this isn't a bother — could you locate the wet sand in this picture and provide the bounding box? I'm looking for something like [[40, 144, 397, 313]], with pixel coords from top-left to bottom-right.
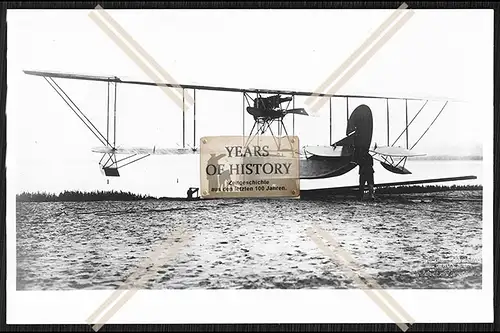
[[16, 190, 482, 290]]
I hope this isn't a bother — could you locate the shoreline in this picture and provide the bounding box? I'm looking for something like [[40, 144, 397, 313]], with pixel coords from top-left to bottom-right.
[[16, 184, 483, 203]]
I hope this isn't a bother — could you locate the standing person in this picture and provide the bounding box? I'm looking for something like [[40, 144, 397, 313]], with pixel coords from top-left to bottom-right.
[[206, 153, 225, 192], [358, 150, 375, 200]]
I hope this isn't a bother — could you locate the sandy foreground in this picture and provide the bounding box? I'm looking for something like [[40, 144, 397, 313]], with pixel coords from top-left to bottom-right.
[[16, 190, 482, 290]]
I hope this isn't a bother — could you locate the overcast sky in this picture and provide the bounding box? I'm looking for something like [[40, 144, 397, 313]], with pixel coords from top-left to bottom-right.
[[7, 9, 493, 197]]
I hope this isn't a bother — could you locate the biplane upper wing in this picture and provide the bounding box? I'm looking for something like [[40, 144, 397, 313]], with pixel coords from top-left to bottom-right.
[[23, 70, 119, 82], [23, 69, 458, 101]]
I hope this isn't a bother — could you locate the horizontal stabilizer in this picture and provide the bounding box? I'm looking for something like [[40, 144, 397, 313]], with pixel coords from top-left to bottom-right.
[[285, 108, 308, 116], [92, 146, 199, 155], [371, 146, 425, 157]]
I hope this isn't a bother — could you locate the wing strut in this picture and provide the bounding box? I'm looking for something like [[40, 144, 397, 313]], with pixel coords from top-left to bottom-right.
[[242, 92, 245, 137], [113, 81, 117, 147], [405, 99, 409, 149], [292, 95, 296, 136], [329, 97, 332, 145], [43, 76, 110, 147], [37, 74, 153, 177], [346, 97, 349, 124], [386, 98, 390, 146], [193, 89, 196, 149], [182, 88, 185, 148], [107, 82, 110, 145], [391, 100, 428, 147], [410, 101, 448, 150]]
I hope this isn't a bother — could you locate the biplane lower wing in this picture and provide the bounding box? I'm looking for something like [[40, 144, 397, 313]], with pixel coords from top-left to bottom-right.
[[371, 146, 426, 157], [303, 145, 344, 158], [302, 144, 424, 160], [92, 146, 199, 155]]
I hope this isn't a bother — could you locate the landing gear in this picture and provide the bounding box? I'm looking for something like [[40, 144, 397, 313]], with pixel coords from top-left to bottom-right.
[[242, 92, 303, 152]]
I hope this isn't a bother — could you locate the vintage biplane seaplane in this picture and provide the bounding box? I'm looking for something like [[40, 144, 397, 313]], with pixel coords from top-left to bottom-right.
[[23, 69, 473, 188]]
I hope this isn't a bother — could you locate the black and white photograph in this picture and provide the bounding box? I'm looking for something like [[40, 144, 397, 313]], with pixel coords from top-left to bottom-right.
[[6, 6, 494, 326]]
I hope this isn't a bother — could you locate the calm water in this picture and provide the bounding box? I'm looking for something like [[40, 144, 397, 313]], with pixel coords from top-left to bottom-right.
[[16, 189, 483, 290]]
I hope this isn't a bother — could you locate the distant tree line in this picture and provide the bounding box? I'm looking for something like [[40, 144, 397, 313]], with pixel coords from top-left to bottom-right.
[[374, 184, 482, 194], [16, 190, 155, 202], [411, 155, 483, 161], [302, 184, 482, 198], [18, 184, 482, 202]]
